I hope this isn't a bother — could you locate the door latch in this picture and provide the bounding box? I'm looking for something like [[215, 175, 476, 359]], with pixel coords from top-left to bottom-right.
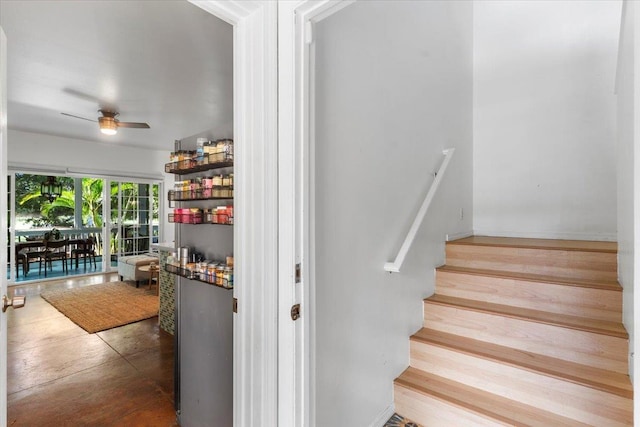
[[2, 295, 26, 313], [290, 304, 301, 321]]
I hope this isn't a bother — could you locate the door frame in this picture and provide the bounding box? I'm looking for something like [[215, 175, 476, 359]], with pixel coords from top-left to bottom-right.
[[2, 0, 358, 424], [189, 1, 280, 425], [0, 1, 281, 424], [277, 1, 355, 426], [0, 26, 8, 427]]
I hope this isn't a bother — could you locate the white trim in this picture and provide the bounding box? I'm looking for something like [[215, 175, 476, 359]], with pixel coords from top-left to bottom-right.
[[369, 404, 395, 427], [191, 2, 280, 426], [8, 162, 163, 182], [445, 230, 474, 242], [278, 2, 357, 426], [8, 162, 67, 174], [632, 1, 640, 424], [473, 229, 618, 242], [0, 26, 8, 427], [384, 148, 456, 273], [277, 2, 301, 427], [302, 0, 357, 23], [228, 3, 279, 426], [66, 167, 163, 182], [189, 0, 259, 24]]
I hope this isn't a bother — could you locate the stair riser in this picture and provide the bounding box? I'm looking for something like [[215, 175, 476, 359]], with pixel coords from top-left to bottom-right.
[[423, 303, 628, 374], [394, 384, 507, 427], [446, 245, 617, 281], [436, 270, 622, 322], [410, 341, 633, 426]]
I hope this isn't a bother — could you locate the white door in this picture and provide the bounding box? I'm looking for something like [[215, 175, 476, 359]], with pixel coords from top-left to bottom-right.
[[0, 26, 10, 425]]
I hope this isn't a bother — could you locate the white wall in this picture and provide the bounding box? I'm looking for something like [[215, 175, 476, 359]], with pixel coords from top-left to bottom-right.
[[313, 1, 473, 425], [8, 129, 175, 244], [474, 1, 621, 241], [615, 1, 639, 422]]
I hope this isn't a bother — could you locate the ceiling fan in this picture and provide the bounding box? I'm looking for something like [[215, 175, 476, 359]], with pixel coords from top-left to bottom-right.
[[61, 110, 150, 135]]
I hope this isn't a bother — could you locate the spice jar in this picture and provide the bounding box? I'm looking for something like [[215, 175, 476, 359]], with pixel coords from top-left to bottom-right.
[[202, 176, 213, 198], [224, 139, 234, 161], [216, 265, 225, 286], [216, 140, 226, 162], [190, 208, 201, 224], [223, 266, 233, 288], [207, 263, 217, 283]]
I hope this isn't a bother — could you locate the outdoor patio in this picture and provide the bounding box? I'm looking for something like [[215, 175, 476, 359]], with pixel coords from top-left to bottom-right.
[[8, 256, 116, 283]]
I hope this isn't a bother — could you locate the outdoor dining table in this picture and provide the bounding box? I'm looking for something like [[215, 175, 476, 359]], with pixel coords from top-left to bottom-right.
[[15, 238, 89, 277]]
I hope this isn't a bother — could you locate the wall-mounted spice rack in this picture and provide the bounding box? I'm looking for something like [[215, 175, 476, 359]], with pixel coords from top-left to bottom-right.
[[165, 141, 233, 175], [168, 188, 233, 203], [165, 262, 233, 290], [169, 207, 233, 225]]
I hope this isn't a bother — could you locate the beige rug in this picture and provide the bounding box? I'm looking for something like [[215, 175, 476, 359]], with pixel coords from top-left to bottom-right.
[[40, 281, 158, 333]]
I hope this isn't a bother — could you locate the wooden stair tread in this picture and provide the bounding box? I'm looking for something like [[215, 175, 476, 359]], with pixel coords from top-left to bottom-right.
[[436, 265, 622, 291], [425, 294, 628, 339], [412, 328, 633, 398], [448, 236, 617, 253], [396, 367, 592, 427]]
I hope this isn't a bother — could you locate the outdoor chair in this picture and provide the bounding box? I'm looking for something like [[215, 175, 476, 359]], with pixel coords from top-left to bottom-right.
[[39, 239, 69, 277], [13, 244, 29, 278], [70, 236, 97, 270]]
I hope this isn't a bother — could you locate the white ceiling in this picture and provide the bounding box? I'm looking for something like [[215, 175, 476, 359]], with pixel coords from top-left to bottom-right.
[[0, 0, 233, 151]]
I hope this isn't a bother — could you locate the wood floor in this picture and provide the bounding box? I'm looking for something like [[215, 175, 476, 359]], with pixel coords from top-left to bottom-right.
[[7, 272, 177, 426]]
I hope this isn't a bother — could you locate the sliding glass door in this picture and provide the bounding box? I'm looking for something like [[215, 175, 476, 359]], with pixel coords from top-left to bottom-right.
[[109, 181, 160, 265], [8, 172, 161, 281]]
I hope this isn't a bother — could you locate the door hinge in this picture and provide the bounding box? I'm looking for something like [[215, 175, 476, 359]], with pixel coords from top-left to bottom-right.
[[290, 304, 301, 321], [233, 297, 238, 313], [295, 263, 301, 283]]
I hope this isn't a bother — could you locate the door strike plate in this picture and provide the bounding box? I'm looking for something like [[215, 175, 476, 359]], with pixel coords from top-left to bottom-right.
[[233, 298, 238, 313], [291, 304, 301, 321]]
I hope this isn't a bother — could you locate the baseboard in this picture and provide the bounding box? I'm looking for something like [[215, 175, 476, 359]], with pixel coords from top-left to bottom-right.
[[473, 229, 617, 242], [445, 230, 474, 242], [370, 403, 395, 427]]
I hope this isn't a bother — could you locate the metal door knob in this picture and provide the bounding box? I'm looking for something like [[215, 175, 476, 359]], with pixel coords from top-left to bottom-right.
[[2, 295, 26, 313]]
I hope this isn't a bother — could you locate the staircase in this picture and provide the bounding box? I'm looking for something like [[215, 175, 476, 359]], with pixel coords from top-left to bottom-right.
[[394, 236, 633, 427]]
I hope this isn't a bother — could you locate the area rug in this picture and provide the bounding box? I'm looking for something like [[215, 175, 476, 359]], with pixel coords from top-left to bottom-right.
[[40, 281, 158, 333]]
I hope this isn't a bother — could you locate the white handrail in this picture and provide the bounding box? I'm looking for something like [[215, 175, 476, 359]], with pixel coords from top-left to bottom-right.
[[384, 148, 455, 273]]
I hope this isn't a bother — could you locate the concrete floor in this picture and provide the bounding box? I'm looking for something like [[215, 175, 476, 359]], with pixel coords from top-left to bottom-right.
[[7, 273, 177, 426]]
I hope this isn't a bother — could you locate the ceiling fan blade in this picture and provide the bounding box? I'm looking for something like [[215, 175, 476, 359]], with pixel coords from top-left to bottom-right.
[[116, 121, 150, 129], [61, 112, 97, 122]]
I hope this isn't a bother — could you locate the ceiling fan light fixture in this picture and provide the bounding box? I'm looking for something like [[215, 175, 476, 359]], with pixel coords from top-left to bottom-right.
[[98, 116, 118, 135]]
